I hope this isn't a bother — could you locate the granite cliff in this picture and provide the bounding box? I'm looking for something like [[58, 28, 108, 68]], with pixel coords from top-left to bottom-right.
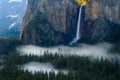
[[83, 0, 120, 43], [20, 0, 120, 46]]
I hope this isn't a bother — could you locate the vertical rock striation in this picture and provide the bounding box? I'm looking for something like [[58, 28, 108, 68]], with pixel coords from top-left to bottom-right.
[[83, 0, 120, 42], [20, 0, 120, 45], [20, 0, 79, 46]]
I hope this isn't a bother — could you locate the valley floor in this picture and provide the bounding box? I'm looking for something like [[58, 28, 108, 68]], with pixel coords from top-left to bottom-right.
[[0, 39, 120, 80]]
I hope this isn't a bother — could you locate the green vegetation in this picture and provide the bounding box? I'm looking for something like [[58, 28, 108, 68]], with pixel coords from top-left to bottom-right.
[[0, 37, 120, 80], [27, 11, 66, 46], [28, 11, 50, 28], [1, 53, 120, 80], [70, 0, 75, 3], [106, 22, 120, 43], [0, 38, 21, 55], [109, 44, 120, 54], [79, 20, 120, 45]]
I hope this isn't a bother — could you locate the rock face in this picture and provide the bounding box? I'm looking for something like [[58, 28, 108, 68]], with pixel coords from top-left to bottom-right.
[[85, 0, 120, 24], [20, 0, 120, 46], [20, 0, 79, 46], [83, 0, 120, 42]]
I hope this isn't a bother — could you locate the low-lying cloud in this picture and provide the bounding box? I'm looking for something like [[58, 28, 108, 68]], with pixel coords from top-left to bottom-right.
[[22, 62, 68, 74], [17, 43, 120, 60]]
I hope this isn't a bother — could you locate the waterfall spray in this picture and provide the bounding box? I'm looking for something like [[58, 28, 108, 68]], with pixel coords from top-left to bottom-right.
[[69, 5, 83, 45]]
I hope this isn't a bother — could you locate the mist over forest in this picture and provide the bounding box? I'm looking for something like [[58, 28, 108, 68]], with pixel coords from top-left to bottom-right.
[[0, 0, 120, 80]]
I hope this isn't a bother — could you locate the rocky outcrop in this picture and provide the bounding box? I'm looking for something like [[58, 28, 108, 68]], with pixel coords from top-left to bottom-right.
[[91, 15, 110, 41], [85, 0, 120, 24], [20, 0, 79, 46], [82, 0, 120, 42], [20, 0, 120, 46]]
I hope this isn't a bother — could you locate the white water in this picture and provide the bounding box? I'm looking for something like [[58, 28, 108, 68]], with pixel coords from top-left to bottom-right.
[[69, 5, 83, 45]]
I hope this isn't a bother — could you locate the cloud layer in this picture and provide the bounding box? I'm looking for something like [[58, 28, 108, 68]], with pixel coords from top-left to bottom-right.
[[17, 43, 120, 60]]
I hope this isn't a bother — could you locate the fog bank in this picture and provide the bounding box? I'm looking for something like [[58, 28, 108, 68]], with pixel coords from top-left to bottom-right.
[[21, 62, 67, 74], [17, 43, 120, 60]]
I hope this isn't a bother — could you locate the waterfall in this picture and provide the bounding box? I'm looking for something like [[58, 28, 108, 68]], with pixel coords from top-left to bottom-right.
[[69, 5, 83, 45]]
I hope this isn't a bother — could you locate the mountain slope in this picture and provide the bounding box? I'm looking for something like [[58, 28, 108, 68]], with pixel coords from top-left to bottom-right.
[[0, 0, 27, 36], [20, 0, 120, 45]]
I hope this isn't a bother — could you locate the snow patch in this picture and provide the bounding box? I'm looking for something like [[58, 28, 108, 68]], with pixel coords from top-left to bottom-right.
[[8, 0, 22, 3], [7, 15, 18, 18], [9, 22, 16, 29]]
